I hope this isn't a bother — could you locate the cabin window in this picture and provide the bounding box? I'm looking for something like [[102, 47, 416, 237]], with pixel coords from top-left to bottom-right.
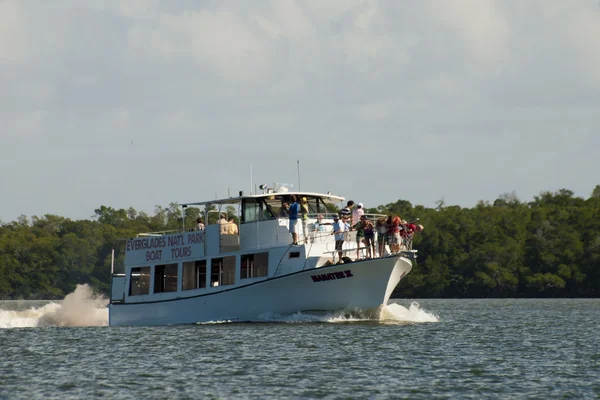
[[182, 260, 207, 290], [154, 263, 178, 293], [243, 199, 260, 223], [241, 252, 269, 279], [265, 196, 286, 218], [211, 256, 236, 287], [129, 266, 150, 296], [242, 199, 273, 223]]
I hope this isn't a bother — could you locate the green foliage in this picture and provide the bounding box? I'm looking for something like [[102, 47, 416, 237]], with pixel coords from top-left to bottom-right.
[[1, 187, 600, 299]]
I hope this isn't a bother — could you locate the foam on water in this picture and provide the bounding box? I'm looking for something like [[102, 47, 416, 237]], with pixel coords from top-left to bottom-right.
[[0, 284, 108, 328], [381, 302, 439, 323], [250, 302, 439, 324]]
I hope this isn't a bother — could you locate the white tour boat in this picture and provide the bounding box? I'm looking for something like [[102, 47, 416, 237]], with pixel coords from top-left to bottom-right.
[[108, 184, 417, 326]]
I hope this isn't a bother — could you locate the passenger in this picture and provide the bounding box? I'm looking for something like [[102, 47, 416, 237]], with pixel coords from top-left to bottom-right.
[[226, 216, 238, 235], [195, 217, 205, 231], [386, 215, 402, 253], [288, 195, 299, 245], [300, 197, 310, 243], [340, 200, 354, 222], [277, 202, 289, 218], [376, 217, 387, 257], [314, 214, 325, 231], [401, 222, 424, 250], [331, 214, 346, 262], [353, 215, 366, 260], [362, 215, 375, 259], [404, 223, 424, 235], [313, 214, 333, 239], [352, 202, 365, 226], [218, 213, 228, 234]]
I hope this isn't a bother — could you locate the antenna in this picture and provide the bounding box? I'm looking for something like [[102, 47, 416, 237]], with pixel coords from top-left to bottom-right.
[[297, 160, 301, 192], [250, 164, 253, 194]]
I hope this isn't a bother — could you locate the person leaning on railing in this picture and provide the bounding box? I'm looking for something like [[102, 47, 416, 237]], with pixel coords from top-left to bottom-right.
[[400, 222, 423, 250]]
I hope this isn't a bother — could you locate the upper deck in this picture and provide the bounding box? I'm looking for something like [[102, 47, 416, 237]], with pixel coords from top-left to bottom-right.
[[123, 188, 345, 267]]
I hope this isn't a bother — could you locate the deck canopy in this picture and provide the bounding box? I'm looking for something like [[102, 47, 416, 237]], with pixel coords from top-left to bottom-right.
[[181, 191, 344, 207], [182, 191, 344, 224]]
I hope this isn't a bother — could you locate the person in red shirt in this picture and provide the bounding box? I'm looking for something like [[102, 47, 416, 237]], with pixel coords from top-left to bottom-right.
[[401, 222, 423, 250]]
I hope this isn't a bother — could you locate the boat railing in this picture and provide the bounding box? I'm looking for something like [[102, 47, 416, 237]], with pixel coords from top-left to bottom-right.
[[363, 213, 387, 221]]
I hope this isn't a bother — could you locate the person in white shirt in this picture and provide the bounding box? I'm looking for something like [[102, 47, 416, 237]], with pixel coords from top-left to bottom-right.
[[218, 213, 228, 234], [332, 214, 348, 262], [226, 217, 238, 235], [352, 202, 365, 226]]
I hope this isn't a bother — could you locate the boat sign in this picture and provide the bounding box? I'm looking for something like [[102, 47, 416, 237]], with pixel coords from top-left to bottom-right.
[[125, 232, 205, 265]]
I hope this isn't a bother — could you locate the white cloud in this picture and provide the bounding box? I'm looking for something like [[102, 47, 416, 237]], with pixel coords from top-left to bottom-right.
[[2, 110, 48, 138], [126, 8, 274, 82], [426, 0, 511, 66], [0, 1, 28, 64], [354, 102, 392, 121], [1, 1, 600, 221], [562, 6, 600, 87]]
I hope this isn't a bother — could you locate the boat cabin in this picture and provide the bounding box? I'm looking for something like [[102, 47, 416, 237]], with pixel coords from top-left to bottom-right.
[[110, 187, 346, 304]]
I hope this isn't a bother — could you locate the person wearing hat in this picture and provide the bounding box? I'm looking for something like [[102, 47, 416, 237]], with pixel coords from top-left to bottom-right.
[[352, 202, 364, 226], [331, 214, 347, 262]]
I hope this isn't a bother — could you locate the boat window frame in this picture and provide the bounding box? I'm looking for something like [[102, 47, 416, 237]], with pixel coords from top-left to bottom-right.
[[210, 256, 236, 287], [240, 252, 269, 279], [129, 266, 151, 296], [241, 198, 274, 223], [182, 260, 207, 291], [153, 263, 178, 294]]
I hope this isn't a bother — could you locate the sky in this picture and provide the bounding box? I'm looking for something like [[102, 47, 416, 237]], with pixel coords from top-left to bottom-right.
[[1, 0, 600, 222]]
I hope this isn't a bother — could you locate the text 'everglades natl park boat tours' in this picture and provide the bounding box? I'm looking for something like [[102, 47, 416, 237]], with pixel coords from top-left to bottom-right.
[[108, 183, 418, 326]]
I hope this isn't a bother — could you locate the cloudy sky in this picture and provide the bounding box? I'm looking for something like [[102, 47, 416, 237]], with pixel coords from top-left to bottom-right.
[[1, 0, 599, 222]]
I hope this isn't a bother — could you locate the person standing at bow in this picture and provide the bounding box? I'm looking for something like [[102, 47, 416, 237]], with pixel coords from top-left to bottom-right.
[[331, 214, 347, 262], [352, 202, 365, 227], [288, 195, 300, 245], [340, 200, 354, 222]]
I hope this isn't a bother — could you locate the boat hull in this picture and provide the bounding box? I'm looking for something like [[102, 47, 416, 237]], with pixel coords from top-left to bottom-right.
[[109, 255, 412, 326]]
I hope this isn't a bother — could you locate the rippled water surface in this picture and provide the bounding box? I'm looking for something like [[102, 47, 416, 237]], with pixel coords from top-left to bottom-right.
[[1, 297, 598, 399]]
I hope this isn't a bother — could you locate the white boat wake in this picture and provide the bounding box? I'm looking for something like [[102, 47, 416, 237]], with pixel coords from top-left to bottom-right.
[[1, 286, 437, 328], [0, 284, 108, 328], [381, 302, 439, 323], [252, 301, 439, 324]]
